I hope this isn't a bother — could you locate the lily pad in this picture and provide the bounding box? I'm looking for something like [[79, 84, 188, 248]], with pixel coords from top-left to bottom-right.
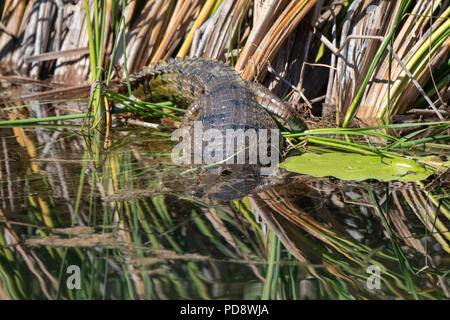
[[279, 153, 435, 182]]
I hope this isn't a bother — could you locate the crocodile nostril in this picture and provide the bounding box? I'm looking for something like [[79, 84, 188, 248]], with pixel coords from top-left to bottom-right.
[[220, 169, 232, 176]]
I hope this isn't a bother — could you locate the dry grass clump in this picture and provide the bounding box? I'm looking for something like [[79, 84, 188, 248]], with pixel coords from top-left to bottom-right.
[[1, 1, 448, 126]]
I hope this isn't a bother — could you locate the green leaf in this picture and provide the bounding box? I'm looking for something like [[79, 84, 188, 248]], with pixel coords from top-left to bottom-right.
[[279, 153, 435, 182]]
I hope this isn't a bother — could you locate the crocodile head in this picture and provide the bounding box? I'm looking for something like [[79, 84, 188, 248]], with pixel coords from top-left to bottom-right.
[[176, 119, 282, 201], [189, 164, 275, 202]]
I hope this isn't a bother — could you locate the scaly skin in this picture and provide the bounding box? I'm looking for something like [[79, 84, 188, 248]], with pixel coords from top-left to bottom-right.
[[116, 57, 307, 201]]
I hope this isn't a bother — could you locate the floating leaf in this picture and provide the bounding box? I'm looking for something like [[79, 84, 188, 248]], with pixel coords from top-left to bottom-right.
[[279, 153, 435, 182]]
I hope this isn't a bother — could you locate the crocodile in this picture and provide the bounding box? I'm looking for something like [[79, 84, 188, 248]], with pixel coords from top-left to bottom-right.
[[115, 57, 307, 201]]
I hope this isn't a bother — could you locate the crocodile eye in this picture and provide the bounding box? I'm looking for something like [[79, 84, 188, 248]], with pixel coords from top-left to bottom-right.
[[220, 169, 232, 176]]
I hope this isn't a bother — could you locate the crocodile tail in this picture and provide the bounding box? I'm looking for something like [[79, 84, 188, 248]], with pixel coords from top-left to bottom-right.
[[114, 58, 209, 105]]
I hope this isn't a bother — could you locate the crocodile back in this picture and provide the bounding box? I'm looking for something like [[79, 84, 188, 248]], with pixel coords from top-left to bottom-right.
[[118, 58, 277, 132]]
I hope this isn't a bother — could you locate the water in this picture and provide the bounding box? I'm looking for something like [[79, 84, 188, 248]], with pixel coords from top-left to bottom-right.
[[0, 121, 448, 299]]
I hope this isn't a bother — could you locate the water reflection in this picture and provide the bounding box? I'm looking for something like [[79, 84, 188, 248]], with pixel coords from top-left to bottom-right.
[[0, 126, 448, 299]]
